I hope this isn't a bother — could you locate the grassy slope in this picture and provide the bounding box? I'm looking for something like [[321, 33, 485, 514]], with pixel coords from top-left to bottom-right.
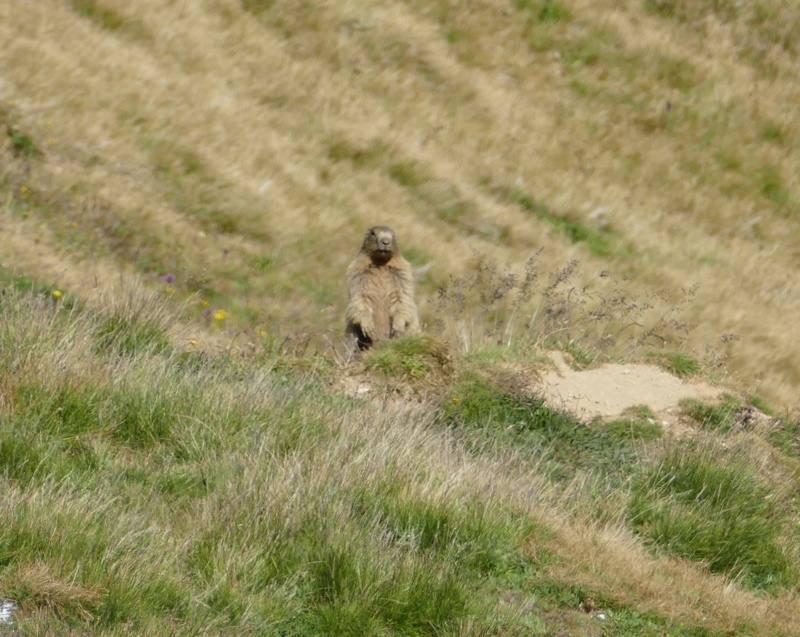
[[0, 279, 798, 636], [1, 0, 800, 634], [1, 0, 799, 404]]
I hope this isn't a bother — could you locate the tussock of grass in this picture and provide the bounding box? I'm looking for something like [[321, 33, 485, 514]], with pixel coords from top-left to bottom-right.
[[605, 416, 663, 443], [6, 127, 40, 159], [680, 394, 743, 431], [629, 445, 798, 591], [646, 350, 702, 377], [363, 335, 453, 383], [95, 315, 171, 356]]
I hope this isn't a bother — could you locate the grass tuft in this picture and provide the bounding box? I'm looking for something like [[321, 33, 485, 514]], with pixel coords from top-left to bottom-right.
[[364, 335, 453, 382], [513, 0, 571, 23], [6, 127, 40, 159], [387, 161, 427, 188], [646, 350, 702, 377], [5, 562, 103, 623], [327, 137, 387, 169], [680, 394, 742, 431], [95, 315, 171, 356], [629, 446, 797, 591]]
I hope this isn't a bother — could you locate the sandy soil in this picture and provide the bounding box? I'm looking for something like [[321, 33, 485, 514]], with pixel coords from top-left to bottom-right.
[[539, 351, 724, 423]]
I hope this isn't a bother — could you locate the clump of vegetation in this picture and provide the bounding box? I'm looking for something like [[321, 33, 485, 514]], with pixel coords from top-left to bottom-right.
[[605, 405, 663, 442], [240, 0, 273, 16], [271, 353, 337, 380], [646, 350, 702, 377], [443, 374, 642, 481], [768, 414, 800, 460], [6, 126, 40, 159], [434, 251, 697, 363], [71, 0, 126, 29], [680, 394, 743, 431], [70, 0, 152, 40], [364, 335, 453, 383], [95, 314, 171, 356], [513, 0, 571, 22], [629, 446, 798, 591], [326, 136, 387, 169]]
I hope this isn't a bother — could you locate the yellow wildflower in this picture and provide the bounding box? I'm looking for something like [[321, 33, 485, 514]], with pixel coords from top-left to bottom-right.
[[214, 309, 228, 322], [52, 290, 63, 300]]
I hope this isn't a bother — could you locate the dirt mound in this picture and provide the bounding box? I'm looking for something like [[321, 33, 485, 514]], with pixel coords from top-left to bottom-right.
[[539, 352, 724, 422]]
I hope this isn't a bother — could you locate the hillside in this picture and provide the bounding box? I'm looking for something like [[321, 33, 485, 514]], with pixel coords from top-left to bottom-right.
[[1, 0, 800, 635], [2, 0, 800, 406]]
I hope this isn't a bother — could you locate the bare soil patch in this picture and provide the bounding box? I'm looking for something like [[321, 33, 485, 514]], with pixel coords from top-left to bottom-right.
[[539, 351, 724, 423]]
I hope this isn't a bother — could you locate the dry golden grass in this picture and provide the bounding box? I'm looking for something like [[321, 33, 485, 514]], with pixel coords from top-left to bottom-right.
[[1, 0, 799, 408]]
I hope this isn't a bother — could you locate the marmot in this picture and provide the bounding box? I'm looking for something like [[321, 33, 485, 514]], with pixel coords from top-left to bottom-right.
[[345, 226, 420, 350]]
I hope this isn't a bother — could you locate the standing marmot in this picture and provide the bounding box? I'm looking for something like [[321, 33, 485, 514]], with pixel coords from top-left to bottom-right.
[[345, 226, 420, 350]]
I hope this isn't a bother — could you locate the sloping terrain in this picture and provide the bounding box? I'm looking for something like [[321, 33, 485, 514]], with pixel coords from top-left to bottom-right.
[[1, 1, 800, 636], [1, 0, 799, 405]]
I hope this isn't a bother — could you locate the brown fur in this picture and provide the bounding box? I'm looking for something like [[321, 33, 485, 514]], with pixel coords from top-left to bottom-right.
[[345, 226, 420, 350]]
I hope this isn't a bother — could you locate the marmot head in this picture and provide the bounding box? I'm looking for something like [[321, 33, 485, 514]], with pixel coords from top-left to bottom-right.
[[360, 226, 398, 265]]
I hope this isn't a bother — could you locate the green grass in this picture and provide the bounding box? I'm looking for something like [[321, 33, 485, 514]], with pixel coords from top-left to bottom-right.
[[444, 374, 644, 481], [240, 0, 273, 16], [364, 335, 452, 381], [756, 164, 792, 209], [646, 350, 702, 377], [760, 121, 787, 144], [680, 393, 742, 431], [605, 414, 663, 443], [768, 416, 800, 460], [0, 272, 796, 634], [629, 446, 798, 591], [387, 160, 428, 188], [71, 0, 126, 29], [6, 127, 40, 159], [513, 0, 571, 23], [327, 137, 388, 168], [95, 315, 171, 356], [503, 187, 631, 259]]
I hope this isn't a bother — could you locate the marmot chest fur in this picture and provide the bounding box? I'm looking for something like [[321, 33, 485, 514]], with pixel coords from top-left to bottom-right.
[[345, 226, 420, 350]]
